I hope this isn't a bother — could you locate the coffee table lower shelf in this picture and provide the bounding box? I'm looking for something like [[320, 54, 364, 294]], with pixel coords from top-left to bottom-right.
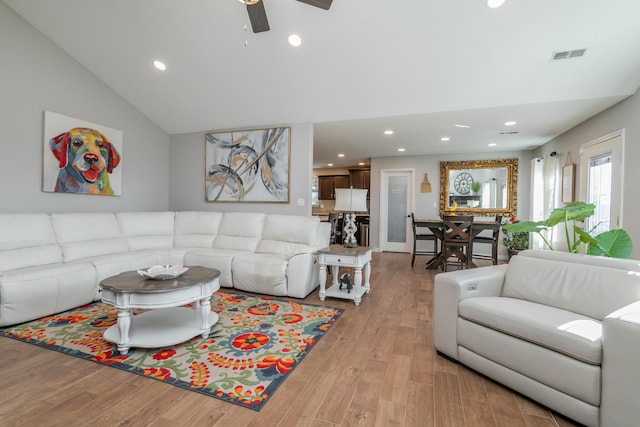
[[103, 307, 218, 352]]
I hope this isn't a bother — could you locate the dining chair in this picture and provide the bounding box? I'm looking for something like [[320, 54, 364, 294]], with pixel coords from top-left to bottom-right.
[[472, 215, 502, 265], [409, 213, 437, 267], [441, 215, 474, 271]]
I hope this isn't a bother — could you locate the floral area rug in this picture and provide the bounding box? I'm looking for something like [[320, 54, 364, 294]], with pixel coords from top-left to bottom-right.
[[0, 291, 344, 411]]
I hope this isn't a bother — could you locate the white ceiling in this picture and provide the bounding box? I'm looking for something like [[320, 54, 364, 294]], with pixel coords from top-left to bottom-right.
[[5, 0, 640, 168]]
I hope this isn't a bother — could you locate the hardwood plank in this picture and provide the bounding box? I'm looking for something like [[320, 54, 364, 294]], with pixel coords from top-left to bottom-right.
[[405, 382, 434, 427], [457, 364, 489, 402], [409, 342, 433, 385], [433, 371, 466, 427], [462, 397, 497, 426], [484, 378, 528, 427]]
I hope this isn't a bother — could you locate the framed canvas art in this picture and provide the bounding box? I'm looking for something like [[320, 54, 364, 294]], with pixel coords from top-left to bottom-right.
[[205, 127, 290, 203], [43, 111, 123, 196]]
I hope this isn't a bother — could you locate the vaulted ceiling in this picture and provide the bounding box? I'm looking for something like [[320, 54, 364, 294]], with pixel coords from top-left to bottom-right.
[[5, 0, 640, 168]]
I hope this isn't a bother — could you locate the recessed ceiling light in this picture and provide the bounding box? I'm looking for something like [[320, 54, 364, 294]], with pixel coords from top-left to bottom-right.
[[153, 60, 167, 71], [455, 124, 471, 128], [338, 153, 345, 157], [398, 148, 406, 152], [358, 162, 365, 166], [327, 163, 333, 167], [487, 0, 506, 8], [288, 34, 302, 47], [504, 121, 516, 126], [441, 137, 450, 142], [384, 130, 394, 135], [488, 143, 497, 147]]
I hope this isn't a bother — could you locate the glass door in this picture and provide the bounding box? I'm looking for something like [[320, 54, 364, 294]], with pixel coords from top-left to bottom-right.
[[379, 169, 414, 252]]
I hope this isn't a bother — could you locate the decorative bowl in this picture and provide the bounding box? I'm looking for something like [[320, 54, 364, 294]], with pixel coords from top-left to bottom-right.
[[137, 265, 188, 280]]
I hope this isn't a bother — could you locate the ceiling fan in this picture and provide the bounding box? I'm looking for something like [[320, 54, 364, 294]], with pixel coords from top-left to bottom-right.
[[239, 0, 334, 33]]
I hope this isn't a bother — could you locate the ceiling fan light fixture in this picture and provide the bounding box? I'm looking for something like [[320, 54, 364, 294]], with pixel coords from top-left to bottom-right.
[[238, 0, 260, 5]]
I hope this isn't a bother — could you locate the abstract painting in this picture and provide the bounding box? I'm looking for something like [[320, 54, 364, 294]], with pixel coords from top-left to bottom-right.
[[43, 111, 123, 196], [205, 127, 290, 203]]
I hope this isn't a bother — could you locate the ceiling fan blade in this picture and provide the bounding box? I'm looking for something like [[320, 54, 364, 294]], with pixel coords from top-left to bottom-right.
[[247, 1, 270, 33], [296, 0, 333, 10]]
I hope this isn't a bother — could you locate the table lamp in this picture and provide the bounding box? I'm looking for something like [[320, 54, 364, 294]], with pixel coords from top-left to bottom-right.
[[334, 187, 368, 248]]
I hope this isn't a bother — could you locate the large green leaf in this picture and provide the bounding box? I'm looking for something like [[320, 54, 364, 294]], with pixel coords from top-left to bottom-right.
[[588, 229, 634, 258], [543, 202, 595, 227]]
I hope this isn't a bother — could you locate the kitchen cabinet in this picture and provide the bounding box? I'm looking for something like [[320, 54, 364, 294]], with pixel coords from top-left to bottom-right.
[[318, 175, 350, 199]]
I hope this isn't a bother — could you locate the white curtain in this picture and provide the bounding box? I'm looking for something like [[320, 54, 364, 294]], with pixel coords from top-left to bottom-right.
[[530, 153, 560, 250], [544, 153, 561, 249]]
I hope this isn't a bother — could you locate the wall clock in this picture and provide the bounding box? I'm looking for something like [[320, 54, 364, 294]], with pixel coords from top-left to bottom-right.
[[454, 172, 473, 194]]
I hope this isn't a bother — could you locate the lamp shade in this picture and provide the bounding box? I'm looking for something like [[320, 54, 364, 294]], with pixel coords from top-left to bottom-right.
[[334, 188, 368, 212]]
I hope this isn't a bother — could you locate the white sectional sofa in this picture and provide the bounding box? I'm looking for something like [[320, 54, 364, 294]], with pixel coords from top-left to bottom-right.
[[433, 249, 640, 427], [0, 211, 330, 327]]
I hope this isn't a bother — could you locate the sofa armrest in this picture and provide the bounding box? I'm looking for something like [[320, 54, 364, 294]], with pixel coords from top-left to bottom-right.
[[433, 265, 507, 360], [601, 300, 640, 427]]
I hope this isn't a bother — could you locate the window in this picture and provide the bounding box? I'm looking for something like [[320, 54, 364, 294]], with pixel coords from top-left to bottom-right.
[[586, 154, 612, 234], [579, 130, 624, 232]]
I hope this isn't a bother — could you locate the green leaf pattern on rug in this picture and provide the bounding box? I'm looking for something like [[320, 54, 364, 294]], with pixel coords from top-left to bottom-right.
[[1, 291, 344, 411]]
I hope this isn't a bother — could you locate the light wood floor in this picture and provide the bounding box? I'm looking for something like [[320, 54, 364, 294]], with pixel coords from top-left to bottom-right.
[[0, 252, 581, 427]]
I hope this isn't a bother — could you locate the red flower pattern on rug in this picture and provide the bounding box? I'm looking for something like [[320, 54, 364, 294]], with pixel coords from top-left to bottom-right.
[[0, 291, 343, 411]]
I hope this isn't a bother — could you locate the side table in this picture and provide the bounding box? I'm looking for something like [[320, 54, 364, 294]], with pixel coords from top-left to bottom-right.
[[318, 245, 372, 306]]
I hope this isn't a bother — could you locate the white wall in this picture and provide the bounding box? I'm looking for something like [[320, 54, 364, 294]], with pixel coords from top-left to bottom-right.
[[370, 150, 533, 251], [169, 123, 314, 215], [0, 3, 171, 213], [534, 89, 640, 259]]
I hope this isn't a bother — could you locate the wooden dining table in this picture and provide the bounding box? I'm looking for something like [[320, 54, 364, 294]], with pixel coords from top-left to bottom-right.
[[414, 218, 501, 270]]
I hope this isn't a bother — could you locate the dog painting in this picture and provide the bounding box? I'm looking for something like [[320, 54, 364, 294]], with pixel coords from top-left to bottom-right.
[[43, 112, 122, 196]]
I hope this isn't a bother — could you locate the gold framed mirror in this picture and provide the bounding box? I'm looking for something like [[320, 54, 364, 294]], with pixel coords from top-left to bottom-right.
[[439, 158, 518, 217]]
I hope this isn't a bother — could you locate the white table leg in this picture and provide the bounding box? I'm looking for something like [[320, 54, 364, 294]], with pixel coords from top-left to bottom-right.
[[116, 308, 132, 355], [363, 260, 371, 293], [331, 265, 339, 287], [353, 266, 363, 306], [200, 295, 212, 338], [319, 261, 327, 301]]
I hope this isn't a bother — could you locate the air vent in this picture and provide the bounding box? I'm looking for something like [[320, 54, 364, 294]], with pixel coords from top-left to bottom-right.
[[500, 131, 519, 135], [552, 49, 586, 61]]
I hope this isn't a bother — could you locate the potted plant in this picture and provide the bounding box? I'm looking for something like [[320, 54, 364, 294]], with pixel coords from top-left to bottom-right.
[[471, 181, 481, 195], [502, 217, 530, 260], [502, 201, 633, 258]]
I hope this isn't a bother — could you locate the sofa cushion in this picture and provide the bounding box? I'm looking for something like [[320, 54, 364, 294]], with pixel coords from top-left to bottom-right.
[[257, 215, 321, 256], [458, 319, 602, 406], [84, 251, 159, 285], [174, 211, 223, 248], [0, 213, 63, 271], [51, 213, 128, 262], [459, 297, 602, 365], [117, 212, 175, 250], [213, 212, 265, 251], [232, 253, 289, 296], [0, 262, 97, 326], [503, 255, 640, 320], [184, 248, 247, 288]]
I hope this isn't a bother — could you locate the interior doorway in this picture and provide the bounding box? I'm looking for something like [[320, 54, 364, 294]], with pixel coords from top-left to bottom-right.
[[379, 169, 414, 252]]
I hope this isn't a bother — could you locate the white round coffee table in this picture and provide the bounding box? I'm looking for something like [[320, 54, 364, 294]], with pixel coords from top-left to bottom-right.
[[99, 266, 220, 355]]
